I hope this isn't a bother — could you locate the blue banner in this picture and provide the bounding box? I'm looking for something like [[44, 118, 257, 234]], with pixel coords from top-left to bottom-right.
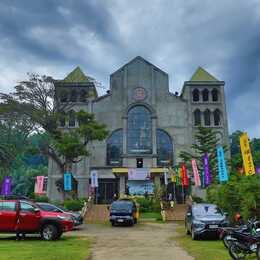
[[217, 147, 229, 182], [64, 172, 72, 191]]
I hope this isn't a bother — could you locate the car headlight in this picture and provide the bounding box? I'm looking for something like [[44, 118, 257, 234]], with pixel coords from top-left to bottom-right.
[[193, 221, 205, 228], [57, 215, 73, 221]]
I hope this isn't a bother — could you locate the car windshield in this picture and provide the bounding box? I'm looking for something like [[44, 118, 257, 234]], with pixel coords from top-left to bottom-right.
[[111, 201, 132, 211], [193, 205, 223, 217]]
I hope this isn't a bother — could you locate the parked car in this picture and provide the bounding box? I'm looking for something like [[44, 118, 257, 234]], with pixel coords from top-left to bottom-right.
[[185, 203, 229, 240], [37, 202, 83, 226], [0, 198, 74, 240], [109, 199, 138, 226]]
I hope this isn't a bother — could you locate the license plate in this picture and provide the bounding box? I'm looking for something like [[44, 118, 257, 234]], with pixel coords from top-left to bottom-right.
[[117, 219, 124, 223], [209, 225, 218, 229]]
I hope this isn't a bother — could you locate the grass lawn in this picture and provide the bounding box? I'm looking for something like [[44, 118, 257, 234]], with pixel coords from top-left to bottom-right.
[[174, 226, 256, 260], [140, 212, 162, 220], [0, 235, 91, 260]]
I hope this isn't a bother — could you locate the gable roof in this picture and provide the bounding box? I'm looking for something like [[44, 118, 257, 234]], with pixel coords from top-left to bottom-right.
[[62, 66, 91, 83], [111, 56, 168, 76], [190, 67, 219, 81]]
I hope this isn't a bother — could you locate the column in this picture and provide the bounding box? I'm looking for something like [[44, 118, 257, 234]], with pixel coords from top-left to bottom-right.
[[119, 175, 126, 196]]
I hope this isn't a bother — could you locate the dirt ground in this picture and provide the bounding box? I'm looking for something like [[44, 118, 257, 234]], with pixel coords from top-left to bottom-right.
[[69, 222, 194, 260]]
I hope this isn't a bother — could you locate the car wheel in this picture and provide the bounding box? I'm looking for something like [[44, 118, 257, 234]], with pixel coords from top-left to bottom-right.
[[111, 221, 115, 227], [191, 227, 199, 240], [134, 218, 137, 224], [41, 224, 58, 241]]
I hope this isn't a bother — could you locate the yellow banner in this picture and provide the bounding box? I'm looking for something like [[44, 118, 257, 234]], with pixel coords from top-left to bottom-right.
[[240, 133, 255, 176], [168, 167, 176, 182]]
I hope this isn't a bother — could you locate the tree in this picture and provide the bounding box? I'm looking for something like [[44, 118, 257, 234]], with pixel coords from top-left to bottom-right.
[[180, 126, 223, 182], [0, 73, 109, 198]]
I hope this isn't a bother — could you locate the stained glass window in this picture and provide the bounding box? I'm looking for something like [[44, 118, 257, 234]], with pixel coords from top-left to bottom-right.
[[157, 129, 173, 166], [127, 106, 152, 154], [107, 129, 123, 165]]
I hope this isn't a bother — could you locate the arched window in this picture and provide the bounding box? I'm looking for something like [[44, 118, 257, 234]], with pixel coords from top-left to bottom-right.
[[79, 90, 87, 102], [204, 109, 211, 126], [194, 109, 201, 126], [68, 110, 76, 127], [70, 90, 77, 102], [202, 89, 209, 102], [127, 106, 152, 154], [60, 91, 68, 103], [214, 109, 221, 126], [157, 129, 173, 166], [192, 89, 200, 102], [107, 129, 123, 166], [212, 89, 219, 102]]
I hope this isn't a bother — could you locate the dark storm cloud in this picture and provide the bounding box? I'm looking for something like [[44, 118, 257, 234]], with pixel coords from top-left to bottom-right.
[[0, 0, 260, 137]]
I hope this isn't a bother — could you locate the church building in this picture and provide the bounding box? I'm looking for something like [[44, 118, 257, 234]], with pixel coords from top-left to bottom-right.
[[47, 56, 229, 202]]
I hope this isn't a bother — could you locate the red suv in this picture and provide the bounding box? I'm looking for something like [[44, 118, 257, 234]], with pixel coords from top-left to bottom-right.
[[0, 198, 74, 240]]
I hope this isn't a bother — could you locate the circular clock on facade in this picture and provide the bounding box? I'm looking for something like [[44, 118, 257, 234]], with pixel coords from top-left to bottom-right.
[[133, 87, 147, 101]]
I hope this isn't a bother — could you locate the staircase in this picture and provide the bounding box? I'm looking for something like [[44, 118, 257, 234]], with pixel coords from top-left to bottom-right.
[[84, 204, 110, 223], [165, 203, 188, 221]]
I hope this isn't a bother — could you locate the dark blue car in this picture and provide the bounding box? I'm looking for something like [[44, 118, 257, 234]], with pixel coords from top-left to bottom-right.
[[185, 203, 229, 240]]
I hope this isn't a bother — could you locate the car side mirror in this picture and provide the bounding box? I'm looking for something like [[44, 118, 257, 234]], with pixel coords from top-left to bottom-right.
[[186, 212, 191, 217], [34, 208, 40, 213]]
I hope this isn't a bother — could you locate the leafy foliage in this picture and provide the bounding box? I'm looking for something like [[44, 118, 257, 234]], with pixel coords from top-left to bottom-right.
[[180, 126, 223, 182], [207, 174, 260, 220], [0, 73, 109, 197]]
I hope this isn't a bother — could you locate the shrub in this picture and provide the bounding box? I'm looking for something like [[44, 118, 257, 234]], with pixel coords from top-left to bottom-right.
[[206, 173, 260, 221], [63, 199, 85, 211], [34, 195, 49, 202]]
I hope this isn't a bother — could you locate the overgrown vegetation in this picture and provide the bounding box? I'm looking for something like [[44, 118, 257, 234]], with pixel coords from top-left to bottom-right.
[[0, 73, 108, 198], [207, 174, 260, 220]]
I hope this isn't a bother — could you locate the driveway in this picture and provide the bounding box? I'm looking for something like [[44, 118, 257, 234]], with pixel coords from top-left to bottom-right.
[[69, 222, 194, 260]]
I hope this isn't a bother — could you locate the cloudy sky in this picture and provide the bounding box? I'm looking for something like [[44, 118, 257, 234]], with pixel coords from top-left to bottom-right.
[[0, 0, 260, 137]]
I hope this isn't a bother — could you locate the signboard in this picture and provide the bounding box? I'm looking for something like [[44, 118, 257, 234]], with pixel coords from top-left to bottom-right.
[[240, 133, 255, 175], [127, 180, 154, 195], [128, 168, 150, 181], [90, 170, 99, 187], [64, 172, 72, 191], [0, 176, 12, 196], [217, 146, 229, 182]]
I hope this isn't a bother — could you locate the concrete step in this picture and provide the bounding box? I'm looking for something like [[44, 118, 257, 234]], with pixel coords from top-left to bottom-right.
[[85, 204, 110, 223]]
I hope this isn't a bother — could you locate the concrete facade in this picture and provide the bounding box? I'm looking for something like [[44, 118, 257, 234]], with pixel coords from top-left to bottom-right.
[[47, 56, 229, 201]]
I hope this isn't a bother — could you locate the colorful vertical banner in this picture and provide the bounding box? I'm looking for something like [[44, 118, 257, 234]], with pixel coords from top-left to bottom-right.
[[203, 153, 212, 186], [217, 146, 229, 182], [163, 168, 168, 185], [181, 163, 189, 186], [169, 167, 176, 183], [1, 176, 12, 196], [35, 176, 45, 194], [64, 172, 72, 191], [191, 159, 201, 187], [256, 166, 260, 174], [90, 170, 99, 188], [240, 133, 255, 176], [176, 167, 182, 186]]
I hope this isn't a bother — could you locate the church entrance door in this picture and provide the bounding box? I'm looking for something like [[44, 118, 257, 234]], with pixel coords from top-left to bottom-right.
[[97, 179, 118, 204]]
